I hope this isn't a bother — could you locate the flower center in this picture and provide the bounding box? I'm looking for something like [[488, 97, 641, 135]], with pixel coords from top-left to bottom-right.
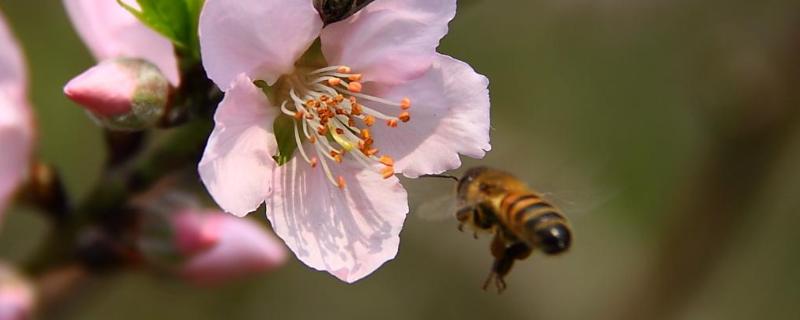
[[278, 65, 411, 189]]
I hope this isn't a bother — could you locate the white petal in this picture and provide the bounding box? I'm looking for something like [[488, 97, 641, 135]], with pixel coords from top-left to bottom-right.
[[266, 157, 408, 283], [199, 74, 278, 216], [321, 0, 456, 85], [199, 0, 323, 89], [369, 54, 491, 177]]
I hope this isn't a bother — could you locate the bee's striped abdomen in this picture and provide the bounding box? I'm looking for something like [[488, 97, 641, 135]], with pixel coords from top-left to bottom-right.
[[499, 192, 565, 240]]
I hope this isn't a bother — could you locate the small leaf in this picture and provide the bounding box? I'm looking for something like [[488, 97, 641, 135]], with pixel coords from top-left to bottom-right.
[[272, 115, 298, 166]]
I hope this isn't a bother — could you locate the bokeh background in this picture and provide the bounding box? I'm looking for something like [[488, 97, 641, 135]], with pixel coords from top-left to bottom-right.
[[2, 0, 800, 319]]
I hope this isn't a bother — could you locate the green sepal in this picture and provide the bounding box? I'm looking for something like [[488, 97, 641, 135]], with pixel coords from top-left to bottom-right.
[[272, 115, 298, 166], [117, 0, 203, 61]]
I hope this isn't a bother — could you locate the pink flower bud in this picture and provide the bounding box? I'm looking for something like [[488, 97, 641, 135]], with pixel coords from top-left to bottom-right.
[[63, 58, 170, 130], [0, 264, 35, 320], [171, 210, 223, 256], [176, 210, 287, 285]]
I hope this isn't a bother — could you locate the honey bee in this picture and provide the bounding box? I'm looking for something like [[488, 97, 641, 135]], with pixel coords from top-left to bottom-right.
[[427, 166, 572, 292]]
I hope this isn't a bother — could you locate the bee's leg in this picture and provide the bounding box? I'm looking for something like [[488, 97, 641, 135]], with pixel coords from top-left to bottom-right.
[[484, 241, 532, 293], [490, 233, 505, 258], [483, 253, 514, 293], [483, 234, 511, 292], [455, 206, 474, 233]]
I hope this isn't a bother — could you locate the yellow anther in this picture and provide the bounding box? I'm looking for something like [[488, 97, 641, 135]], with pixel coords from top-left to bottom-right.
[[348, 74, 363, 81], [387, 119, 398, 128], [364, 148, 379, 156], [398, 111, 410, 123], [293, 110, 304, 120], [351, 104, 363, 116], [379, 156, 394, 166], [337, 176, 346, 189], [364, 115, 375, 126], [310, 157, 318, 168], [381, 166, 395, 179], [400, 97, 411, 110], [327, 78, 341, 86], [348, 81, 363, 93], [360, 128, 371, 139], [337, 66, 352, 73]]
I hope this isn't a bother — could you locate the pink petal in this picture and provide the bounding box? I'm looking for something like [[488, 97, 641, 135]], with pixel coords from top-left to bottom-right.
[[321, 0, 456, 85], [0, 263, 35, 320], [0, 13, 32, 225], [62, 0, 180, 85], [0, 10, 25, 97], [181, 212, 287, 285], [0, 108, 32, 219], [266, 158, 408, 283], [199, 0, 322, 89], [198, 74, 278, 217], [369, 54, 491, 178]]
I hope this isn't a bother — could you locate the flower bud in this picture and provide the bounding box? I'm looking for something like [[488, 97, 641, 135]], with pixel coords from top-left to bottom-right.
[[171, 211, 222, 256], [64, 58, 170, 131], [0, 264, 35, 320], [139, 208, 287, 286], [177, 210, 287, 285], [314, 0, 375, 25]]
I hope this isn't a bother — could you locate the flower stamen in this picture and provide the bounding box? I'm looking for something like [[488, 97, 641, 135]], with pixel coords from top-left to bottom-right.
[[278, 65, 414, 188]]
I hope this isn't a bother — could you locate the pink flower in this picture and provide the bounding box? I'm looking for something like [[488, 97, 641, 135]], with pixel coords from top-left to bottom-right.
[[0, 263, 35, 320], [198, 0, 490, 282], [62, 0, 179, 86], [0, 11, 34, 224], [172, 210, 287, 285]]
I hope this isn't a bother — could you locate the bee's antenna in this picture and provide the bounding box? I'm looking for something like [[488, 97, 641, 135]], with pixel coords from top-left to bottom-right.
[[421, 174, 459, 182]]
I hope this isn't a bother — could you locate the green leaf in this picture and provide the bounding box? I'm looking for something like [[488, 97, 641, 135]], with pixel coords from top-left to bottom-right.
[[272, 115, 298, 166], [117, 0, 203, 60]]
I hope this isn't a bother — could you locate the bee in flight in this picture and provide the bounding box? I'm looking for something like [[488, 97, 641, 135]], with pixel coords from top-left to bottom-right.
[[426, 166, 572, 293]]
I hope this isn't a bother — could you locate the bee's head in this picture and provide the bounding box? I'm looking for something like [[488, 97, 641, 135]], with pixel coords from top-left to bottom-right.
[[533, 222, 572, 254], [456, 166, 490, 200]]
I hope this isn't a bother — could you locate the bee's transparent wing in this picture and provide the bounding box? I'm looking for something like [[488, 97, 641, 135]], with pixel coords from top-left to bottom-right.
[[403, 176, 460, 222], [414, 193, 459, 221], [539, 188, 619, 219], [531, 161, 620, 220]]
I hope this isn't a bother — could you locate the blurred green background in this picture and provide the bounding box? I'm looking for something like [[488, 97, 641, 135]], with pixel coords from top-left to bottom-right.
[[2, 0, 800, 319]]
